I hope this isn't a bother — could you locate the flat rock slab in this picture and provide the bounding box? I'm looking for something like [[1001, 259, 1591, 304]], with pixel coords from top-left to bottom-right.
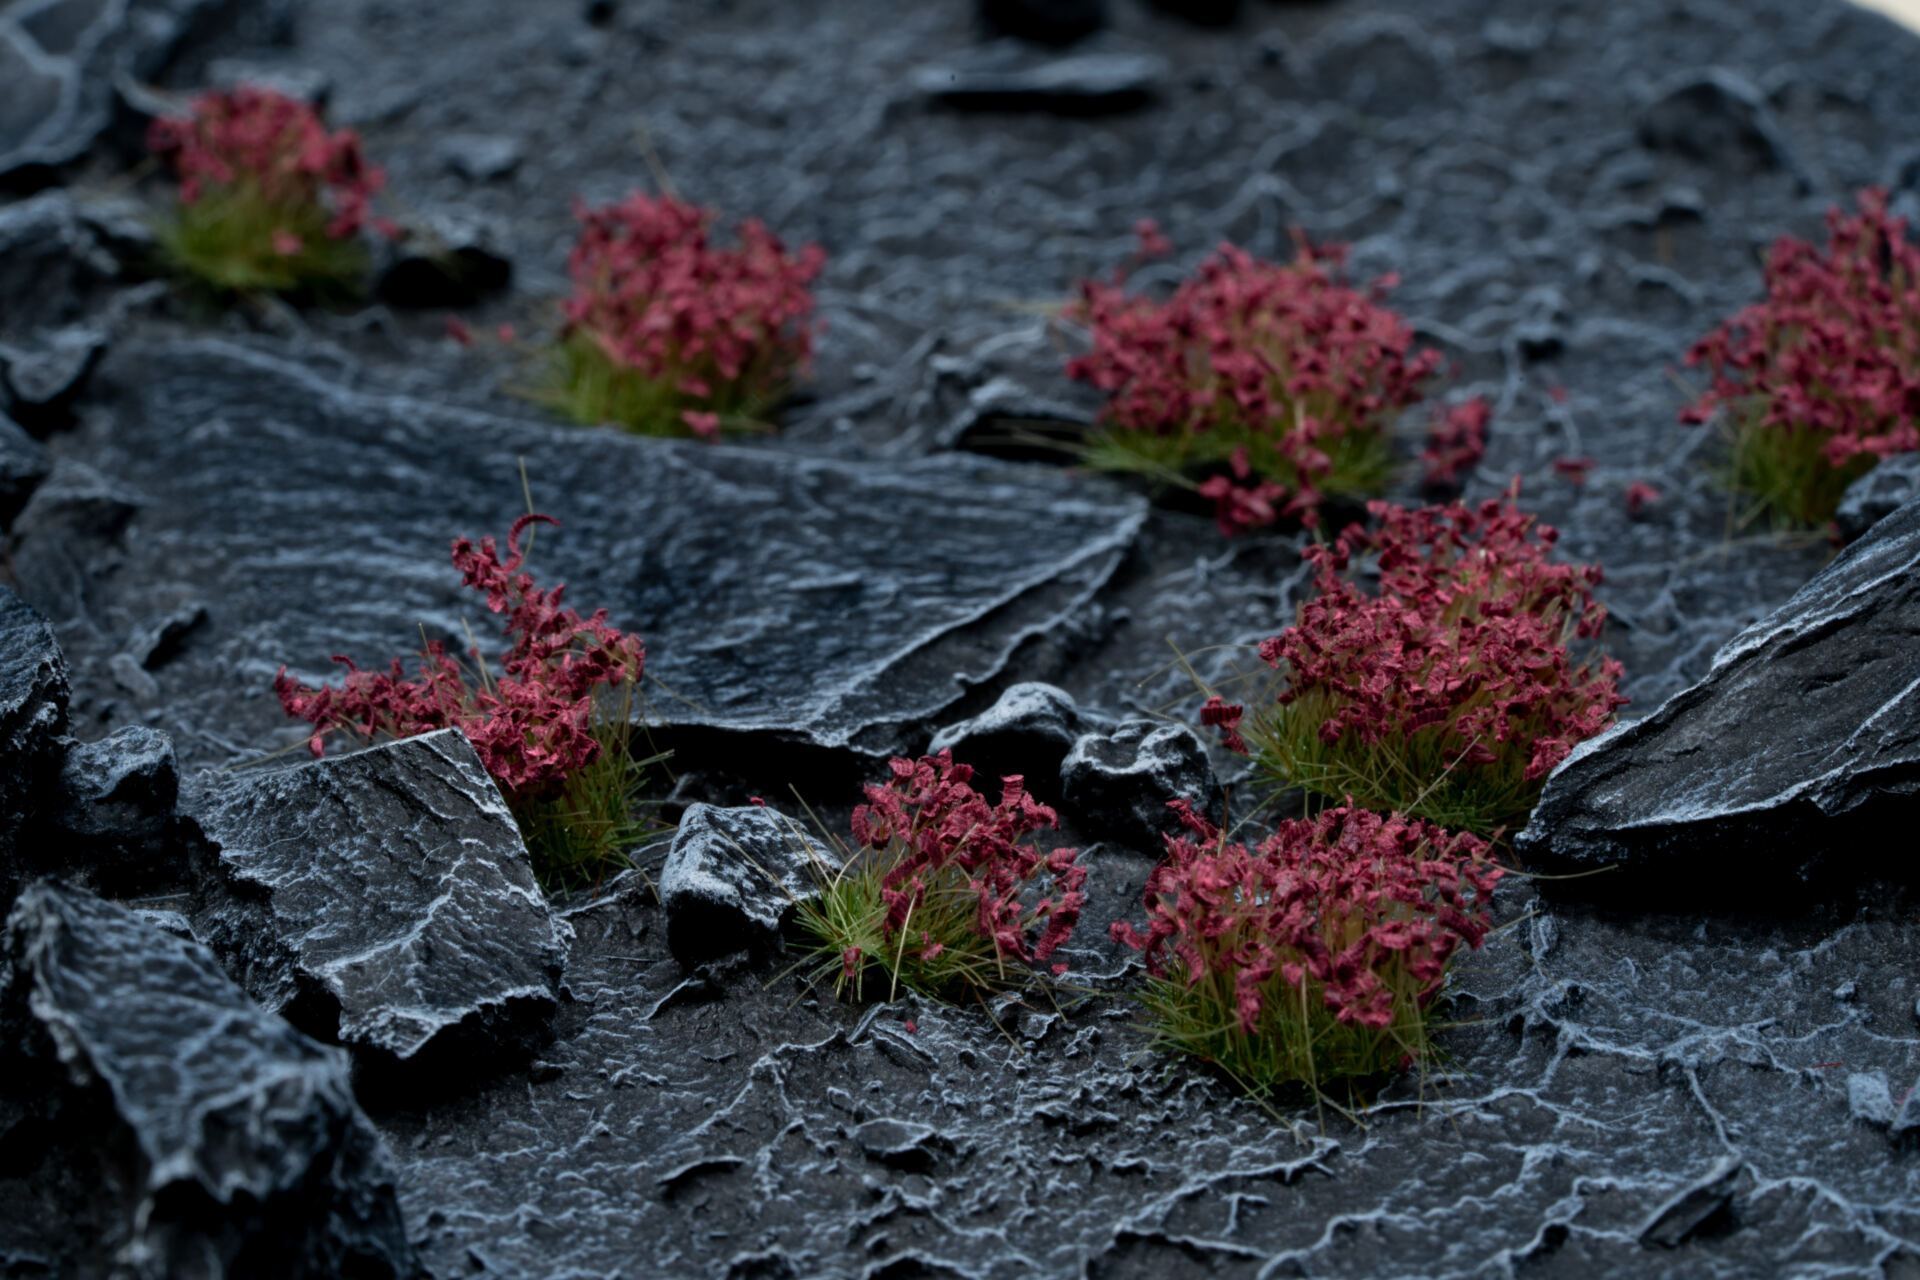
[[13, 338, 1145, 765], [186, 728, 569, 1071], [0, 881, 413, 1278], [1519, 495, 1920, 888]]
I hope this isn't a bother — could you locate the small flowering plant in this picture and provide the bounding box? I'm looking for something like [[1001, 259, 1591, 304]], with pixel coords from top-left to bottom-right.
[[148, 84, 392, 295], [1681, 188, 1920, 527], [796, 751, 1086, 1001], [1065, 226, 1441, 535], [1112, 801, 1500, 1098], [275, 514, 659, 889], [1212, 491, 1625, 836], [549, 192, 826, 439]]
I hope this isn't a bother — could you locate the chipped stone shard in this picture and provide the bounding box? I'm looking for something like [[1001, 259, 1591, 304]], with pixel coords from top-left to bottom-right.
[[1837, 452, 1920, 542], [1638, 1157, 1744, 1248], [0, 410, 50, 526], [10, 338, 1144, 766], [185, 729, 569, 1069], [661, 802, 826, 967], [1059, 718, 1216, 850], [1637, 69, 1799, 178], [910, 42, 1165, 114], [928, 682, 1112, 795], [853, 1118, 946, 1171], [0, 882, 414, 1278], [43, 725, 181, 895], [1, 586, 69, 882], [1517, 495, 1920, 887]]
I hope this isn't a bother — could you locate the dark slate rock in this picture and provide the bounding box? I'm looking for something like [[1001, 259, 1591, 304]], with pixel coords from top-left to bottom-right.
[[1058, 718, 1216, 850], [1146, 0, 1238, 27], [1638, 1157, 1743, 1248], [661, 802, 825, 967], [185, 729, 569, 1071], [434, 132, 525, 182], [11, 338, 1144, 765], [43, 725, 180, 894], [0, 0, 244, 181], [1637, 69, 1799, 178], [0, 586, 69, 878], [0, 192, 143, 333], [978, 0, 1104, 47], [1836, 451, 1920, 542], [852, 1118, 944, 1171], [928, 682, 1111, 795], [206, 56, 334, 105], [0, 882, 414, 1278], [374, 209, 513, 307], [0, 410, 49, 528], [0, 323, 106, 424], [910, 42, 1165, 115], [1849, 1072, 1896, 1127], [1309, 18, 1448, 116], [1518, 496, 1920, 889]]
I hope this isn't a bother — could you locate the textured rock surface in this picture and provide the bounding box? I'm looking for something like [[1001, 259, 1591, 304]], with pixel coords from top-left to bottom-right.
[[186, 729, 569, 1070], [1518, 495, 1920, 887], [1837, 450, 1920, 540], [0, 0, 254, 181], [927, 681, 1111, 794], [0, 586, 69, 877], [0, 882, 413, 1278], [41, 724, 180, 894], [660, 802, 826, 966], [910, 41, 1166, 114], [12, 0, 1920, 1273], [1059, 717, 1216, 850], [13, 338, 1145, 764], [0, 409, 50, 525]]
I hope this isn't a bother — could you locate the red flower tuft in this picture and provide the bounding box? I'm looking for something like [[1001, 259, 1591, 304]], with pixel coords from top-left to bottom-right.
[[1623, 481, 1661, 516], [1111, 801, 1501, 1033], [275, 515, 644, 801], [147, 84, 385, 241], [851, 751, 1085, 970], [1068, 231, 1439, 534], [1199, 695, 1248, 755], [1420, 395, 1491, 492], [1552, 456, 1595, 486]]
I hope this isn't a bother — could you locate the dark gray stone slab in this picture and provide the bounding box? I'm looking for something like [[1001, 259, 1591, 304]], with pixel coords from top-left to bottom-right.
[[185, 729, 569, 1070], [10, 338, 1145, 765], [1837, 452, 1920, 541], [661, 802, 826, 967], [927, 681, 1111, 796], [42, 724, 180, 894], [1518, 496, 1920, 888], [0, 881, 414, 1278], [0, 0, 250, 181], [0, 409, 48, 528]]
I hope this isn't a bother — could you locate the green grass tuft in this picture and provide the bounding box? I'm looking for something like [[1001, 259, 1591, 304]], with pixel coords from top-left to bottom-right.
[[1725, 410, 1880, 529], [541, 333, 780, 438], [1244, 690, 1535, 837], [1082, 417, 1396, 504], [510, 712, 668, 893], [156, 181, 368, 297]]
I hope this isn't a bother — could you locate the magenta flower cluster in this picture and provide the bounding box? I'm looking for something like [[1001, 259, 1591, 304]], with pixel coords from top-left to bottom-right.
[[1111, 800, 1501, 1033], [275, 515, 644, 801], [563, 192, 826, 437], [148, 84, 390, 246], [849, 751, 1086, 976]]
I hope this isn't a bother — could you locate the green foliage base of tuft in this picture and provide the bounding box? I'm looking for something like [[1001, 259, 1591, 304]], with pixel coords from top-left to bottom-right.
[[544, 334, 779, 438], [157, 182, 368, 297], [1245, 690, 1539, 838], [1082, 417, 1396, 505], [511, 715, 665, 894], [794, 860, 1019, 1002], [1726, 412, 1881, 529], [1133, 964, 1436, 1104]]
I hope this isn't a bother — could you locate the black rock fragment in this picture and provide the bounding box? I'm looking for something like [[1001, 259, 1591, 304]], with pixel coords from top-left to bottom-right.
[[42, 726, 181, 896], [1836, 452, 1920, 542], [0, 882, 415, 1278], [434, 133, 525, 182], [1517, 495, 1920, 892], [1145, 0, 1238, 26], [929, 683, 1111, 797], [186, 729, 570, 1073], [0, 192, 146, 332], [853, 1118, 945, 1171], [0, 323, 107, 427], [660, 802, 826, 967], [1638, 1157, 1744, 1249], [1637, 69, 1801, 180], [1059, 719, 1216, 851], [911, 42, 1165, 115], [978, 0, 1105, 46], [374, 210, 513, 308], [1309, 19, 1448, 116], [0, 410, 50, 528], [0, 586, 69, 885]]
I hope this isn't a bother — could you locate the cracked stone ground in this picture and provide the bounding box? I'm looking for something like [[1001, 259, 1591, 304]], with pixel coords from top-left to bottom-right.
[[3, 0, 1918, 1275]]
